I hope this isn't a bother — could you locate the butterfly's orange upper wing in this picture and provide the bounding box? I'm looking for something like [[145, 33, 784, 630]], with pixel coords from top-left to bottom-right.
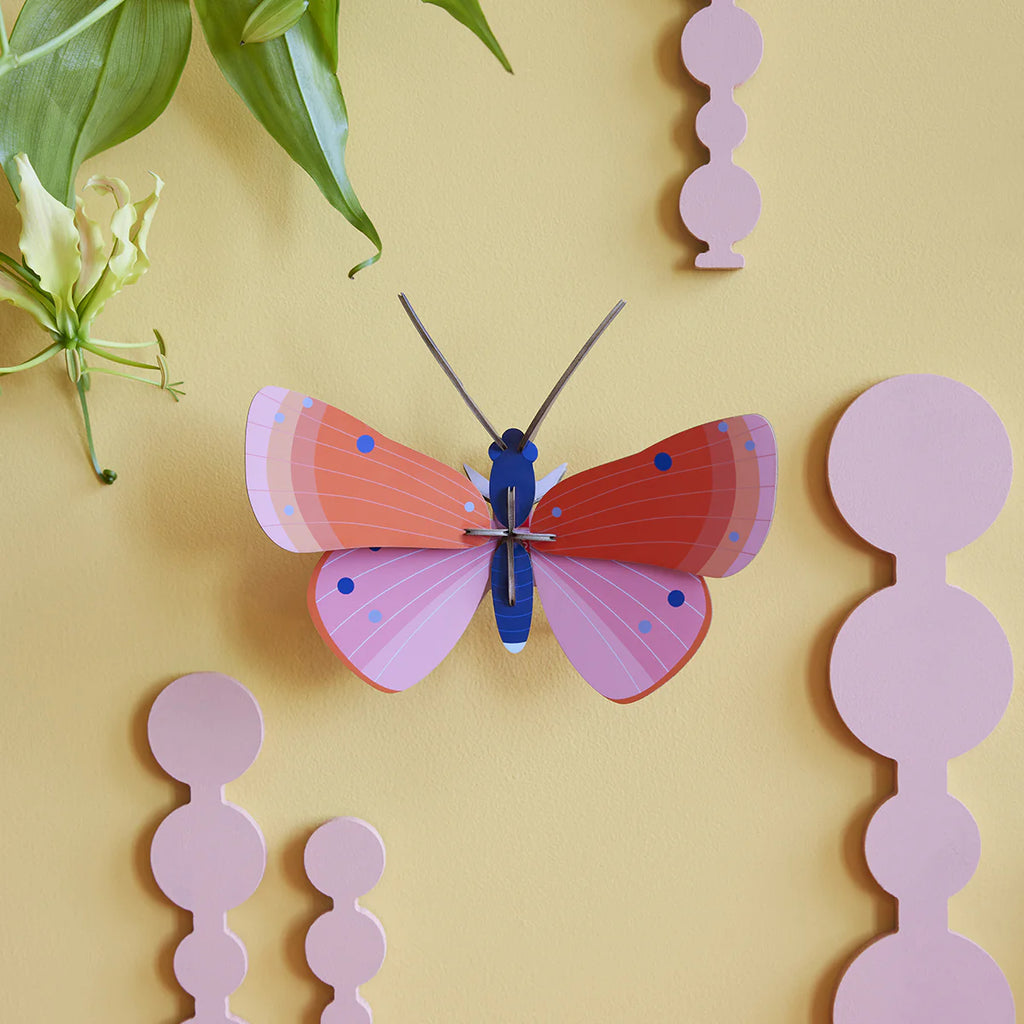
[[531, 416, 777, 576], [245, 387, 490, 552]]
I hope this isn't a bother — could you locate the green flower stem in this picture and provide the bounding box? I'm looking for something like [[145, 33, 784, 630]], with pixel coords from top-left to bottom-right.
[[80, 339, 161, 372], [0, 7, 9, 61], [74, 374, 116, 484], [0, 0, 131, 79], [0, 340, 61, 374], [81, 363, 184, 398], [87, 336, 160, 349]]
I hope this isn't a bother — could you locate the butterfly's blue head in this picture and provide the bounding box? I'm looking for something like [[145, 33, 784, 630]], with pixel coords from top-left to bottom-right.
[[489, 428, 537, 528]]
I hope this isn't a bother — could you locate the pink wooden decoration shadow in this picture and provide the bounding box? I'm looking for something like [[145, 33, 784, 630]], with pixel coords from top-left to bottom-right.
[[679, 0, 762, 268], [149, 673, 267, 1024], [827, 375, 1014, 1023], [305, 817, 387, 1024]]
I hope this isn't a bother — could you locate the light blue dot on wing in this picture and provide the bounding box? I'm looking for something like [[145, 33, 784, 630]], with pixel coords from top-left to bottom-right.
[[356, 434, 375, 453], [302, 396, 313, 408], [745, 439, 756, 451], [654, 452, 672, 471], [729, 531, 740, 542], [368, 609, 383, 623], [274, 412, 285, 423], [718, 421, 729, 432], [552, 507, 562, 518], [337, 577, 355, 595], [638, 619, 653, 634], [465, 501, 475, 512], [667, 589, 686, 607], [283, 504, 295, 516]]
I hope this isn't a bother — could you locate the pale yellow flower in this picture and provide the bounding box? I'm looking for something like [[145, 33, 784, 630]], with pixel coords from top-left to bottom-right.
[[0, 154, 180, 483]]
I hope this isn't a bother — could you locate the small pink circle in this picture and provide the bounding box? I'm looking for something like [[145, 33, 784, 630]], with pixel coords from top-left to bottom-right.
[[864, 793, 980, 900], [173, 929, 247, 999], [305, 818, 386, 899], [148, 673, 263, 786], [681, 1, 763, 88]]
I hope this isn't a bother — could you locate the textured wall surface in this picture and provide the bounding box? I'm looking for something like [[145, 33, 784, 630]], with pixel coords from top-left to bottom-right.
[[1, 1, 1022, 1021]]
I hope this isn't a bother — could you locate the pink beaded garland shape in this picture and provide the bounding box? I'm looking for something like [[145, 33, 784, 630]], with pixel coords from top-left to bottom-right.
[[828, 375, 1014, 1024], [679, 0, 762, 268]]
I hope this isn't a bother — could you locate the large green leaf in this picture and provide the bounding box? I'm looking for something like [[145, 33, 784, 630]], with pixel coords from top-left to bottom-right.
[[0, 0, 192, 206], [423, 0, 512, 73], [195, 0, 380, 277]]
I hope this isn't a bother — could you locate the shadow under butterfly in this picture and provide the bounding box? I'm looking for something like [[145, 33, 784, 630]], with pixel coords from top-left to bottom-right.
[[244, 297, 777, 703]]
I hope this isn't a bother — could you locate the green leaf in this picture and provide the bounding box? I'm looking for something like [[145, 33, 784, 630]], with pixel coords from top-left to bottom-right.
[[241, 0, 309, 45], [0, 0, 192, 206], [195, 0, 380, 277], [308, 0, 340, 70], [423, 0, 512, 73]]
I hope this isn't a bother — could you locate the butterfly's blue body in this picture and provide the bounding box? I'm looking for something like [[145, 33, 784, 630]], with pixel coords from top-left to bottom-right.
[[487, 428, 539, 653]]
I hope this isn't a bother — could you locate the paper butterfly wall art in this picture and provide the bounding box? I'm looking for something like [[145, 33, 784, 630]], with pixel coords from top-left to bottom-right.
[[245, 296, 777, 702]]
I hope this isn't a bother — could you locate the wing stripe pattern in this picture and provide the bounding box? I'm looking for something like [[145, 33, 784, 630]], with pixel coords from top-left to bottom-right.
[[309, 544, 495, 692], [533, 552, 712, 703], [245, 387, 490, 553], [532, 415, 777, 577]]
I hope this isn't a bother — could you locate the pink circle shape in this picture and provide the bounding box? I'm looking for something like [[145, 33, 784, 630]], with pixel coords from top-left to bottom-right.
[[305, 817, 386, 899], [151, 803, 267, 911], [681, 0, 763, 89], [834, 931, 1015, 1024], [148, 673, 263, 786], [173, 928, 247, 1000], [828, 375, 1012, 556], [830, 586, 1012, 761], [864, 793, 980, 900]]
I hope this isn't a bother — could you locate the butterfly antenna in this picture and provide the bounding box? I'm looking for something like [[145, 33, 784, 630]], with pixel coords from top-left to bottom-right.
[[399, 293, 506, 449], [519, 300, 626, 450]]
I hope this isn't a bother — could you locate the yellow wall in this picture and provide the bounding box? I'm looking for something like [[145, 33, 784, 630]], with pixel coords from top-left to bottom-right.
[[2, 1, 1022, 1021]]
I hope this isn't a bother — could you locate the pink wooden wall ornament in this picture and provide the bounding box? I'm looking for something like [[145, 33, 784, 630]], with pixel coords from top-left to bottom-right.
[[149, 672, 267, 1024], [827, 375, 1014, 1024], [305, 817, 387, 1024], [679, 0, 762, 268]]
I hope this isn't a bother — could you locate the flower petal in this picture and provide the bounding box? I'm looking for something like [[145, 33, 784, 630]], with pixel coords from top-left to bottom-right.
[[73, 198, 106, 304], [14, 154, 81, 330], [0, 262, 57, 331], [124, 173, 163, 287], [77, 178, 140, 329]]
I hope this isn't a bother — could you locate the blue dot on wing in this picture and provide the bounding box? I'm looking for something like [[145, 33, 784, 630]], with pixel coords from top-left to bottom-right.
[[356, 434, 375, 453], [274, 411, 285, 423], [368, 609, 383, 623], [745, 439, 756, 451], [667, 589, 686, 607], [464, 501, 475, 512], [729, 531, 740, 542], [283, 504, 295, 516], [551, 506, 562, 518], [718, 421, 729, 432], [302, 396, 313, 408], [638, 619, 653, 634], [654, 452, 672, 471], [369, 547, 381, 551], [337, 577, 355, 595]]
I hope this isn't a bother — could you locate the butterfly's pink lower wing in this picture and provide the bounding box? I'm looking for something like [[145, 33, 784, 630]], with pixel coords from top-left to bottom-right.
[[246, 386, 490, 553], [532, 552, 711, 703], [309, 544, 496, 692]]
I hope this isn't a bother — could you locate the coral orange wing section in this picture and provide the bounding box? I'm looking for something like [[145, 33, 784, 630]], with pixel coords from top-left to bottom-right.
[[531, 415, 777, 577], [245, 387, 490, 553]]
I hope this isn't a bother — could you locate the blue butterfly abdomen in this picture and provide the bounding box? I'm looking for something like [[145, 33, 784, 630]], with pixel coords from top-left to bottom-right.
[[490, 542, 533, 652]]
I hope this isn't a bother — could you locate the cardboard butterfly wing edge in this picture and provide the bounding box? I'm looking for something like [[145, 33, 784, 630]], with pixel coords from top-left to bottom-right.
[[531, 414, 777, 577], [245, 386, 491, 553], [532, 553, 712, 702], [308, 543, 496, 693]]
